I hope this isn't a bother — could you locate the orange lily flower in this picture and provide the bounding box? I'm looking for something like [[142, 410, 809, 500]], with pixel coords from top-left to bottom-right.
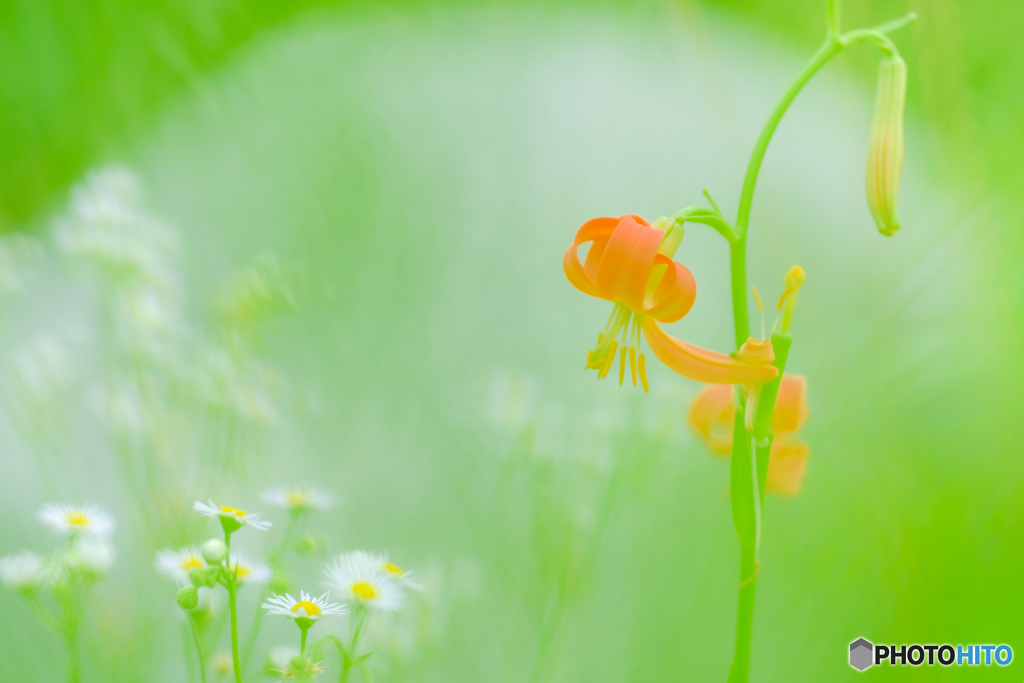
[[563, 215, 779, 390], [687, 374, 810, 495]]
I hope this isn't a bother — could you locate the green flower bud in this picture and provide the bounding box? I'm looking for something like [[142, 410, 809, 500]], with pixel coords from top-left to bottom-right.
[[202, 539, 228, 564], [190, 566, 220, 588], [865, 54, 907, 237], [269, 570, 290, 595], [176, 586, 200, 610]]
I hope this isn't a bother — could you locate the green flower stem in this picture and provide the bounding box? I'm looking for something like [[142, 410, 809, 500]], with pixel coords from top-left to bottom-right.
[[753, 332, 793, 501], [340, 607, 370, 683], [57, 587, 82, 683], [190, 613, 209, 683], [223, 530, 244, 683], [730, 37, 841, 348], [241, 511, 303, 671]]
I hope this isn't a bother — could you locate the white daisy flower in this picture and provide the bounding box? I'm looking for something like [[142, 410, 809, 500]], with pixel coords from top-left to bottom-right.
[[37, 503, 114, 538], [155, 546, 206, 584], [62, 537, 115, 578], [261, 485, 335, 512], [193, 500, 271, 531], [229, 553, 271, 585], [381, 555, 424, 591], [262, 590, 348, 622], [324, 551, 404, 611], [0, 551, 51, 591]]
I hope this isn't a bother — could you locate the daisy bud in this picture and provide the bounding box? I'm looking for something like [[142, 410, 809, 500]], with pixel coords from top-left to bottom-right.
[[190, 567, 219, 588], [865, 54, 907, 236], [202, 539, 228, 564], [177, 586, 200, 610], [269, 570, 290, 595]]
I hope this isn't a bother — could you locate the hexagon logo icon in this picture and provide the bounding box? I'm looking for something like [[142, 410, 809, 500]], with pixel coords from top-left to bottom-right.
[[850, 638, 874, 671]]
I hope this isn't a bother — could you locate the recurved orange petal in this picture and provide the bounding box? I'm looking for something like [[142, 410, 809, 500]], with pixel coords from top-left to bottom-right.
[[771, 374, 808, 434], [641, 318, 779, 385], [563, 216, 619, 298], [644, 256, 696, 323], [687, 384, 735, 456], [766, 434, 809, 496], [593, 216, 662, 312]]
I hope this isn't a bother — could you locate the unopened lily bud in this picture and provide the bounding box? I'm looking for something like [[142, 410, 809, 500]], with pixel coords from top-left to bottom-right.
[[865, 54, 907, 236], [176, 586, 200, 610], [202, 539, 228, 564], [778, 266, 805, 334]]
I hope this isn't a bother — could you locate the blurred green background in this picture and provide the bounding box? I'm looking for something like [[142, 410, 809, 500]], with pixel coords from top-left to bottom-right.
[[1, 0, 1022, 681]]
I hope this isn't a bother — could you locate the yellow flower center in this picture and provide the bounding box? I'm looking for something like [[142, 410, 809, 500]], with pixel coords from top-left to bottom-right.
[[290, 600, 321, 616], [181, 557, 204, 571], [285, 491, 307, 507], [220, 506, 246, 517], [65, 510, 89, 527], [234, 565, 250, 578], [352, 581, 376, 600], [383, 562, 404, 576]]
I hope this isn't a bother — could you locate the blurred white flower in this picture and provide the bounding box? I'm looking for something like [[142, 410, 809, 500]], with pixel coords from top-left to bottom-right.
[[194, 500, 272, 531], [195, 586, 223, 618], [211, 652, 234, 679], [262, 590, 347, 621], [155, 546, 206, 585], [324, 551, 404, 611], [53, 165, 177, 283], [230, 553, 271, 586], [0, 551, 51, 591], [261, 485, 335, 512], [62, 537, 115, 578], [266, 646, 300, 671], [381, 555, 423, 592], [37, 503, 114, 538]]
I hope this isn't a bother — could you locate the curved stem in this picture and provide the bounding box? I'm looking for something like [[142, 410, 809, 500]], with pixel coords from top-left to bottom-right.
[[840, 29, 897, 56], [730, 39, 842, 348]]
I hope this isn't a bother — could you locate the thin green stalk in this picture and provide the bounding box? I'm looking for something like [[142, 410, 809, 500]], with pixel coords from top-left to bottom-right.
[[340, 608, 369, 683], [224, 531, 244, 683], [730, 38, 842, 348], [725, 18, 846, 683], [242, 510, 303, 671], [190, 613, 209, 683], [65, 631, 81, 683], [727, 543, 758, 683], [58, 588, 82, 683]]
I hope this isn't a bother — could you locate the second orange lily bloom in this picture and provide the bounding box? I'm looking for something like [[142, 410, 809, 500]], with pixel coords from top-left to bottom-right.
[[688, 375, 810, 495], [563, 214, 779, 390]]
